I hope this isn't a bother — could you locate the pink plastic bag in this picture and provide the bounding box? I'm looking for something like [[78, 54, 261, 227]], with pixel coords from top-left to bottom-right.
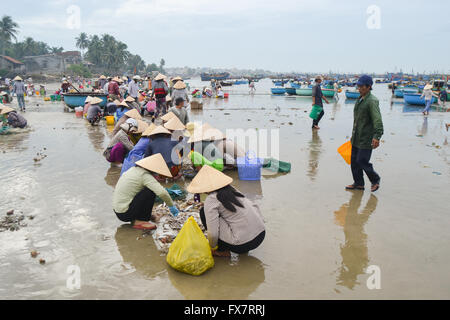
[[146, 101, 156, 112]]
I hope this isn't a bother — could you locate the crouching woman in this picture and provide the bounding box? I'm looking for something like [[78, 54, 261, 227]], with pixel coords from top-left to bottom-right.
[[113, 153, 180, 230], [187, 165, 265, 256]]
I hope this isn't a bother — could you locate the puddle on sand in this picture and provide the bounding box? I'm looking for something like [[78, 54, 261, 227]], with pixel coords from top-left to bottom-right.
[[0, 80, 449, 299]]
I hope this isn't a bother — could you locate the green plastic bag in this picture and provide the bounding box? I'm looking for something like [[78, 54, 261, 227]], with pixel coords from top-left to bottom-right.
[[166, 216, 214, 276], [263, 158, 291, 173], [190, 151, 224, 171], [309, 104, 323, 120]]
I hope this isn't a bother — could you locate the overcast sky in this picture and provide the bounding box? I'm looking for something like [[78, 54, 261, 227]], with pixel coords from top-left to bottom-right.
[[3, 0, 450, 73]]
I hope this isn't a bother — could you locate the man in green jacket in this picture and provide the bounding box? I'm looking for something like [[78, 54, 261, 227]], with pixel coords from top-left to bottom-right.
[[346, 75, 383, 192]]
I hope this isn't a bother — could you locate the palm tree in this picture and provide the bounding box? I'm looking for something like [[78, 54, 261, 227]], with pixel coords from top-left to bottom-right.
[[0, 15, 19, 56], [75, 32, 89, 57]]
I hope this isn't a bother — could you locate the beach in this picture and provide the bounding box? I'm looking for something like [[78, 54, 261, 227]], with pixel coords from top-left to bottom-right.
[[0, 79, 449, 299]]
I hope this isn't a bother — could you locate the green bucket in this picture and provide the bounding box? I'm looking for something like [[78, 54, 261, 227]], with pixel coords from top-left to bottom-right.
[[309, 104, 323, 120]]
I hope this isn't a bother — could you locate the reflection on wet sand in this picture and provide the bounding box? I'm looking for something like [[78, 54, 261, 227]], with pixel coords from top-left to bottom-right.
[[168, 255, 265, 299], [86, 124, 105, 151], [419, 117, 428, 136], [115, 225, 167, 279], [307, 130, 322, 181], [0, 129, 31, 152], [334, 191, 378, 289], [104, 166, 121, 188]]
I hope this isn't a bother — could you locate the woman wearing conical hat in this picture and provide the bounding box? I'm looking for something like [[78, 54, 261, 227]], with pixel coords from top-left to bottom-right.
[[151, 73, 169, 118], [170, 80, 189, 107], [86, 97, 104, 125], [120, 123, 157, 176], [12, 76, 26, 112], [104, 118, 145, 164], [187, 166, 265, 257], [1, 105, 27, 128], [113, 154, 180, 230], [112, 105, 142, 136], [144, 125, 182, 180]]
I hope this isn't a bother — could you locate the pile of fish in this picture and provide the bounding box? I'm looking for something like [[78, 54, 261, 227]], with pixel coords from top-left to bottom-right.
[[149, 200, 206, 253]]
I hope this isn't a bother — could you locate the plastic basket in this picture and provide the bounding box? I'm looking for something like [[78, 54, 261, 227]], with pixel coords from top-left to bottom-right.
[[237, 151, 263, 181]]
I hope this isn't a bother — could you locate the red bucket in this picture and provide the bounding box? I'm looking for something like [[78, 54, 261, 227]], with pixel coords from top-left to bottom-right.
[[75, 110, 83, 118], [224, 93, 229, 98]]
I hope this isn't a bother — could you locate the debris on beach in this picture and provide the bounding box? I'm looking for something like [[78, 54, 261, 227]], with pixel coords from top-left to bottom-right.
[[30, 250, 39, 258], [33, 149, 47, 163], [148, 200, 206, 253], [0, 211, 27, 232]]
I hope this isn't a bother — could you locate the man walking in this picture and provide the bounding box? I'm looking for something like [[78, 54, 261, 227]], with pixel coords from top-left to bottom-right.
[[346, 75, 384, 192], [312, 75, 329, 129], [12, 76, 26, 112]]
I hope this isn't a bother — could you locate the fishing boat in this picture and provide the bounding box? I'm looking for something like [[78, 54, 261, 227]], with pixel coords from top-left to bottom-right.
[[220, 81, 233, 87], [322, 89, 336, 98], [403, 93, 437, 106], [62, 93, 108, 109], [394, 87, 419, 98], [295, 88, 312, 96], [290, 82, 301, 89], [200, 72, 230, 81], [234, 79, 249, 85], [345, 90, 360, 99], [271, 88, 286, 95], [285, 88, 297, 95]]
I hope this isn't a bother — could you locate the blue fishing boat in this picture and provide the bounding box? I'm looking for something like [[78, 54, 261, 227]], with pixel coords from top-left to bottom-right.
[[290, 82, 301, 89], [394, 89, 404, 98], [62, 93, 108, 109], [403, 93, 437, 106], [271, 88, 286, 95], [285, 88, 297, 95], [345, 90, 360, 99], [234, 79, 249, 85]]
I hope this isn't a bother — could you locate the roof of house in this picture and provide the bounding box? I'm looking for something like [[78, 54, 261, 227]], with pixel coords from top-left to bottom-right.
[[0, 55, 24, 65], [57, 51, 81, 57]]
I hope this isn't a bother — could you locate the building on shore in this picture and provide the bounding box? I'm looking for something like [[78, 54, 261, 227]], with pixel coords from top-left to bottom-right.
[[22, 51, 82, 74], [0, 55, 26, 74]]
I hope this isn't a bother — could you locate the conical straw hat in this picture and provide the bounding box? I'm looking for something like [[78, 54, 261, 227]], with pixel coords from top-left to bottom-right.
[[154, 73, 166, 81], [172, 76, 183, 81], [187, 165, 233, 193], [184, 122, 199, 137], [203, 127, 225, 141], [1, 106, 15, 115], [135, 153, 172, 177], [164, 116, 186, 131], [141, 123, 157, 137], [125, 96, 135, 102], [99, 75, 106, 79], [424, 84, 433, 90], [119, 100, 131, 108], [160, 111, 176, 122], [13, 76, 23, 81], [113, 99, 121, 105], [173, 81, 186, 89], [90, 97, 103, 105], [135, 120, 149, 134], [124, 108, 142, 120], [0, 91, 7, 96], [85, 96, 93, 104], [148, 125, 171, 136]]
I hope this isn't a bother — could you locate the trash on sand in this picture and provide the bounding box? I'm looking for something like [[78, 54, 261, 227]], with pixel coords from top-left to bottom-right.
[[39, 258, 46, 265], [150, 200, 205, 253], [0, 211, 27, 232], [30, 251, 39, 258], [432, 171, 442, 175]]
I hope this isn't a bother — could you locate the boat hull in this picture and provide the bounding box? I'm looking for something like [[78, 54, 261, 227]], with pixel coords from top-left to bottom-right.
[[403, 93, 437, 106], [322, 89, 336, 98], [201, 72, 230, 81], [345, 90, 360, 99], [271, 88, 286, 95], [285, 88, 297, 95], [63, 93, 108, 109], [295, 88, 312, 96]]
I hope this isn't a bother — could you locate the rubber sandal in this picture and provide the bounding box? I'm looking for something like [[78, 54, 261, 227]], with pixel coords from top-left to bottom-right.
[[371, 184, 380, 192], [345, 184, 365, 190], [132, 222, 157, 230]]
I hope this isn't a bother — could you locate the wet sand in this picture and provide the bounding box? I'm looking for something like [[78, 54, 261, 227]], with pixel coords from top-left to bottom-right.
[[0, 80, 449, 299]]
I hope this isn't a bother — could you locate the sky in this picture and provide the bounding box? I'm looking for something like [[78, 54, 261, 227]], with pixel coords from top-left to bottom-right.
[[3, 0, 450, 73]]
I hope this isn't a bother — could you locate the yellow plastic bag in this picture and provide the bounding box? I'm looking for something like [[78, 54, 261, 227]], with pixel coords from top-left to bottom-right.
[[166, 216, 214, 276], [338, 141, 352, 165]]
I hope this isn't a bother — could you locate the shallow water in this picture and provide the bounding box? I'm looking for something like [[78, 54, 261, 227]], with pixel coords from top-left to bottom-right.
[[0, 80, 449, 299]]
